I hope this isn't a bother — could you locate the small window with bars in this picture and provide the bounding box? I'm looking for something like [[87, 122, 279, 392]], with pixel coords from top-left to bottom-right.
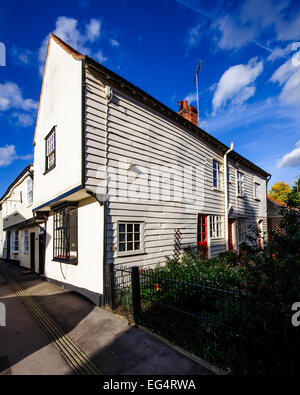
[[210, 216, 224, 239], [118, 222, 144, 255], [45, 127, 56, 173], [53, 204, 78, 264]]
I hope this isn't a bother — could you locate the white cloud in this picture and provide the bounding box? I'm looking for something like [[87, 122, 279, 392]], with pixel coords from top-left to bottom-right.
[[39, 17, 104, 76], [212, 57, 263, 112], [267, 43, 292, 62], [11, 46, 34, 65], [0, 145, 33, 167], [184, 92, 198, 104], [212, 15, 255, 50], [0, 145, 16, 167], [85, 18, 101, 42], [11, 112, 35, 127], [185, 23, 203, 54], [271, 58, 300, 106], [94, 50, 108, 64], [110, 39, 120, 47], [0, 82, 37, 127], [278, 141, 300, 168], [0, 82, 38, 112], [212, 0, 300, 51]]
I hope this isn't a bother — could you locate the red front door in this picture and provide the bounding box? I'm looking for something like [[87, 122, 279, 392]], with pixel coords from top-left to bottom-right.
[[198, 215, 208, 258]]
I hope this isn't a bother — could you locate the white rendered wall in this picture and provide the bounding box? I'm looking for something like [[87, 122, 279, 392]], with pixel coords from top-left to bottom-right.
[[43, 199, 104, 301], [33, 37, 82, 210]]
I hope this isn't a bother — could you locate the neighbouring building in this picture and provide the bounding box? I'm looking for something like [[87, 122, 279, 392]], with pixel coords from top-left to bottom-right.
[[4, 33, 270, 305], [0, 165, 43, 271], [267, 196, 286, 233], [0, 207, 3, 259]]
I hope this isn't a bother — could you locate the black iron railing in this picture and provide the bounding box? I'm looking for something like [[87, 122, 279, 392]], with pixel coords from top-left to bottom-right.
[[107, 264, 299, 375]]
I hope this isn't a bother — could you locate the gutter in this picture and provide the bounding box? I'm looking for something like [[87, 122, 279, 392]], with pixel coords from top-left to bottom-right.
[[224, 142, 234, 251]]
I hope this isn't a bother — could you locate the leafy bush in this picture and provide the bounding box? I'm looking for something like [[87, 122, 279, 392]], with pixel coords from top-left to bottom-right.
[[155, 250, 246, 289]]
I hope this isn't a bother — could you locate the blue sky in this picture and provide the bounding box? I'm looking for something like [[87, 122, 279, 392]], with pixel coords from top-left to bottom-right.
[[0, 0, 300, 196]]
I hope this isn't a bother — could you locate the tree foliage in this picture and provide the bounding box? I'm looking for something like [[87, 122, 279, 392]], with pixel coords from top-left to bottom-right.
[[268, 181, 291, 202], [287, 178, 300, 208]]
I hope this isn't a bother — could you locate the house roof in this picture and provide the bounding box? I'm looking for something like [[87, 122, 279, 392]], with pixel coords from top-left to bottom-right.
[[268, 196, 287, 207], [0, 165, 33, 205], [34, 33, 271, 179]]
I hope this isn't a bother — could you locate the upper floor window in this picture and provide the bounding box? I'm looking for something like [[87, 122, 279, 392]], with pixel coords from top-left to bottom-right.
[[213, 160, 222, 189], [45, 127, 56, 173], [53, 204, 78, 264], [118, 222, 144, 256], [27, 178, 33, 206], [254, 182, 260, 200], [237, 172, 245, 196], [210, 216, 224, 239]]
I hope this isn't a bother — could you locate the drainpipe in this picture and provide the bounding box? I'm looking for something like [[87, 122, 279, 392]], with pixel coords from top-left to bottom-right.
[[86, 84, 113, 306], [224, 142, 234, 251], [266, 174, 272, 238]]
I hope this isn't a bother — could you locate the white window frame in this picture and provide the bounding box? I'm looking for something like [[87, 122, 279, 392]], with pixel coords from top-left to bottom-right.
[[27, 177, 33, 206], [209, 216, 224, 239], [237, 171, 245, 197], [213, 160, 223, 190], [12, 230, 19, 253], [238, 218, 247, 244], [254, 182, 260, 200], [117, 221, 145, 257], [23, 229, 29, 254], [45, 127, 56, 173]]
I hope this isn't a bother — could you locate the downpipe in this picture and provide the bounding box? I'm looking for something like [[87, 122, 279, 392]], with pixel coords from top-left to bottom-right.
[[224, 142, 234, 251]]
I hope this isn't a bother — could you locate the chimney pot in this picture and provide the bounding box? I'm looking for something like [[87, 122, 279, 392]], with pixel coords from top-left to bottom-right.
[[177, 99, 198, 126]]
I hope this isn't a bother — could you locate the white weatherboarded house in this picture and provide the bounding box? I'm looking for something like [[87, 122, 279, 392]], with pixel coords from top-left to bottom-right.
[[0, 165, 41, 271], [32, 34, 270, 305]]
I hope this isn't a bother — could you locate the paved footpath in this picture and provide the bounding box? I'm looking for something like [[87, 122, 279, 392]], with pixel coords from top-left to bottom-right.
[[0, 261, 214, 375]]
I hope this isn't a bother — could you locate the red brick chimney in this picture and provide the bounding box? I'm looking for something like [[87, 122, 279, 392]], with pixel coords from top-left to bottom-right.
[[178, 100, 198, 126]]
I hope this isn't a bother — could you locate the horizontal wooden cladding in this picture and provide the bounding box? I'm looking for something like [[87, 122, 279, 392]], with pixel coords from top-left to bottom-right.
[[84, 69, 267, 267]]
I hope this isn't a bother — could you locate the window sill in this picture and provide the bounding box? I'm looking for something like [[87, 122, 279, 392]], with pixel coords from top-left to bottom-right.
[[116, 251, 146, 258], [254, 198, 261, 202], [212, 187, 224, 193], [43, 165, 56, 176], [210, 237, 224, 241], [52, 258, 78, 266], [237, 194, 245, 198]]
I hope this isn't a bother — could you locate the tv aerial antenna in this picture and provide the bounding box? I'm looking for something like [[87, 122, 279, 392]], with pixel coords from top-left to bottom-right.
[[193, 60, 202, 126]]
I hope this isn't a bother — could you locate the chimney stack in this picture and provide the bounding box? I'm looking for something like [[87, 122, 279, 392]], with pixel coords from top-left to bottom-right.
[[178, 100, 198, 126]]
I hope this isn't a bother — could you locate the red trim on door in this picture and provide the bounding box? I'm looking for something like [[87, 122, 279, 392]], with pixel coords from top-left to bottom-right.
[[198, 215, 208, 258], [228, 219, 234, 251]]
